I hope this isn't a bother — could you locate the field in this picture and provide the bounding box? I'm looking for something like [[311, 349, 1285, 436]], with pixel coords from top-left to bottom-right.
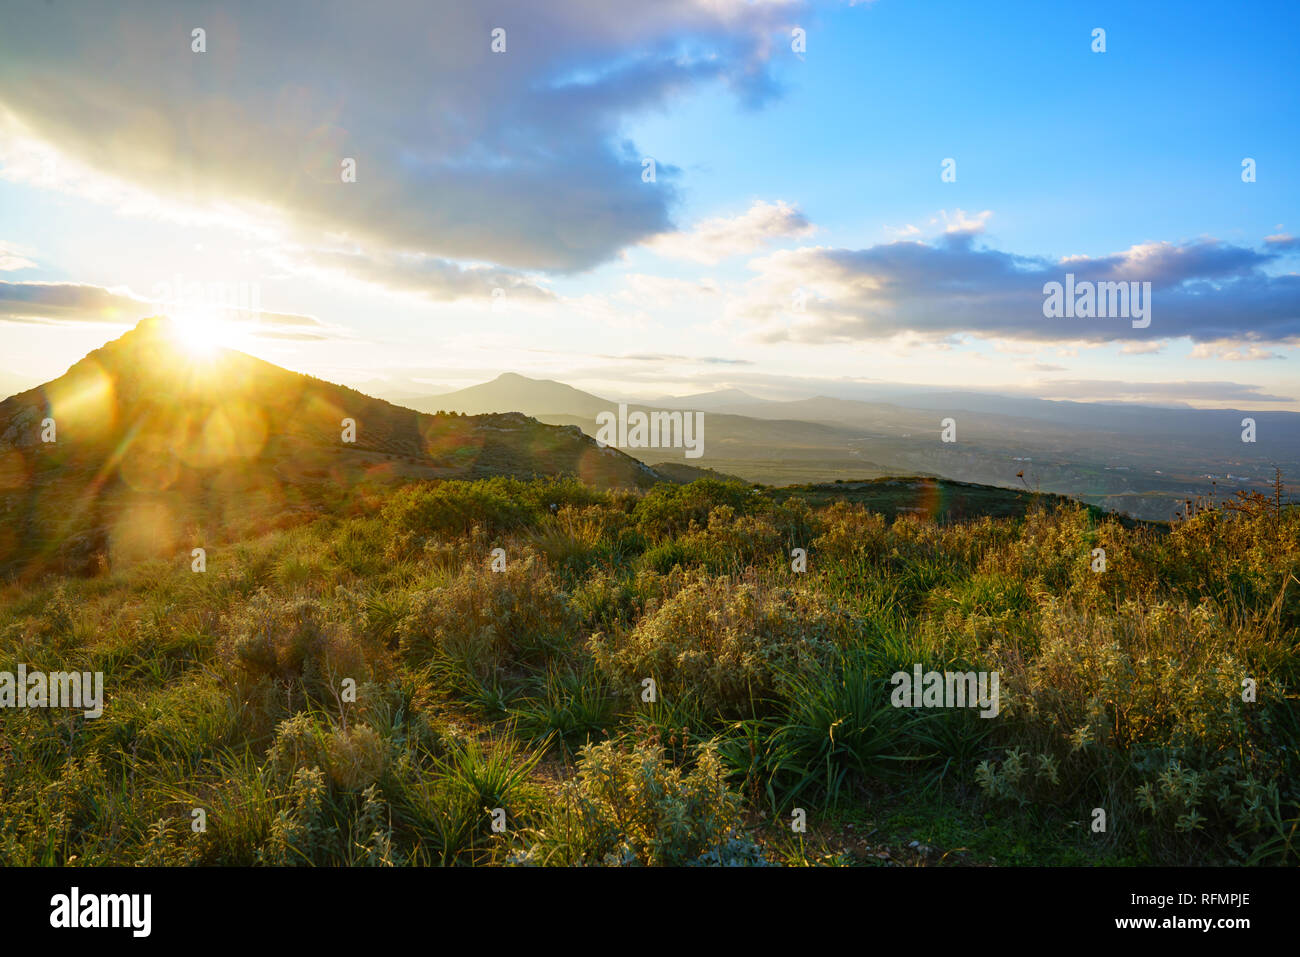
[[1, 476, 1296, 866]]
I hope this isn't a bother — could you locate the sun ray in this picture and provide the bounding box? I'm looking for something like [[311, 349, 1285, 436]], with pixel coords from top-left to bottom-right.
[[165, 309, 238, 356]]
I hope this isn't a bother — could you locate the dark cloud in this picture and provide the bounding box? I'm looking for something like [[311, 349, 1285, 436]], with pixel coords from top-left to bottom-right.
[[0, 0, 800, 276], [0, 281, 145, 324], [745, 233, 1300, 345], [0, 280, 325, 331]]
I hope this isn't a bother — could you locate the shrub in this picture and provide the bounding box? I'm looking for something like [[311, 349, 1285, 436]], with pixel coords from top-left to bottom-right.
[[398, 550, 577, 681], [382, 479, 535, 544], [590, 572, 842, 717], [520, 738, 761, 866], [632, 480, 756, 540], [266, 713, 389, 791], [975, 748, 1062, 807], [221, 591, 390, 701], [1005, 599, 1254, 757], [382, 477, 610, 549], [259, 767, 395, 866], [677, 505, 783, 572]]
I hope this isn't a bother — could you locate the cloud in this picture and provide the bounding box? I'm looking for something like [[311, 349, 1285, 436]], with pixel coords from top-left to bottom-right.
[[250, 329, 334, 342], [0, 242, 36, 271], [880, 209, 988, 243], [1120, 340, 1167, 355], [936, 209, 992, 234], [0, 280, 326, 332], [593, 352, 753, 366], [615, 273, 721, 310], [0, 281, 147, 324], [646, 200, 815, 263], [0, 0, 801, 274], [1021, 379, 1293, 404], [1188, 341, 1285, 361], [270, 247, 555, 304], [737, 233, 1300, 346]]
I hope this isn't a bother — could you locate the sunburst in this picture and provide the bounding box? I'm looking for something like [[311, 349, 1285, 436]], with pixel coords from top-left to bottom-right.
[[166, 309, 236, 357]]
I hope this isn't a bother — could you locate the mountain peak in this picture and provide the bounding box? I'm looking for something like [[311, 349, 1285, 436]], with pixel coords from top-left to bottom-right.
[[0, 334, 664, 572], [132, 314, 174, 336], [105, 315, 187, 351], [416, 372, 612, 418]]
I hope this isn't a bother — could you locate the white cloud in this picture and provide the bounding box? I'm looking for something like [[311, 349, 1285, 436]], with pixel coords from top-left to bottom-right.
[[1188, 341, 1285, 361], [646, 200, 815, 263], [936, 208, 992, 234], [1120, 340, 1167, 355], [1022, 378, 1292, 404], [616, 273, 721, 309], [0, 241, 36, 271]]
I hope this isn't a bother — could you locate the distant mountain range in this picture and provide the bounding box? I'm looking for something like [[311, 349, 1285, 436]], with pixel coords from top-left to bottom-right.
[[405, 372, 1300, 521], [4, 321, 1296, 578]]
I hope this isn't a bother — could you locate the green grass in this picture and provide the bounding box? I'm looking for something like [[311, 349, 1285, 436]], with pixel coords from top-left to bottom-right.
[[0, 476, 1296, 867]]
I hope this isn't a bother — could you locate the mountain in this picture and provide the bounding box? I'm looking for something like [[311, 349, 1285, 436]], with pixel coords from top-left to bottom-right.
[[0, 319, 661, 574], [653, 388, 763, 411], [394, 373, 1299, 521], [644, 461, 751, 484], [646, 388, 1300, 457], [402, 372, 614, 419], [891, 391, 1300, 446], [0, 367, 40, 401]]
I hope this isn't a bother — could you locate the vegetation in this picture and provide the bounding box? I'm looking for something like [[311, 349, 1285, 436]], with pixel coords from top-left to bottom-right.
[[1, 476, 1296, 866]]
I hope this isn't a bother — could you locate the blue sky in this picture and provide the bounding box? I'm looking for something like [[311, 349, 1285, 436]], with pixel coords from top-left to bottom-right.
[[624, 0, 1299, 256], [1, 0, 1297, 408]]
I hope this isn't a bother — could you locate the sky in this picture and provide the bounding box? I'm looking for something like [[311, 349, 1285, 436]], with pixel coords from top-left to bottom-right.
[[1, 0, 1297, 408]]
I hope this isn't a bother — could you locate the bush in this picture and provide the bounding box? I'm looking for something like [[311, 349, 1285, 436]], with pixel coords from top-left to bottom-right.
[[383, 477, 611, 548], [590, 572, 842, 717], [221, 591, 390, 699], [1005, 599, 1254, 757], [519, 737, 763, 866], [398, 550, 577, 682], [632, 480, 756, 540], [259, 768, 395, 866], [677, 505, 783, 572], [382, 479, 536, 543], [267, 713, 389, 791]]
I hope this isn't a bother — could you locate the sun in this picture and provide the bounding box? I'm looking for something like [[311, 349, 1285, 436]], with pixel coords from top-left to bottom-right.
[[167, 310, 233, 357]]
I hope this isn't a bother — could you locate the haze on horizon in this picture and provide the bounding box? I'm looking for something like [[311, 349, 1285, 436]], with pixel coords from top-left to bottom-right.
[[1, 0, 1298, 411]]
